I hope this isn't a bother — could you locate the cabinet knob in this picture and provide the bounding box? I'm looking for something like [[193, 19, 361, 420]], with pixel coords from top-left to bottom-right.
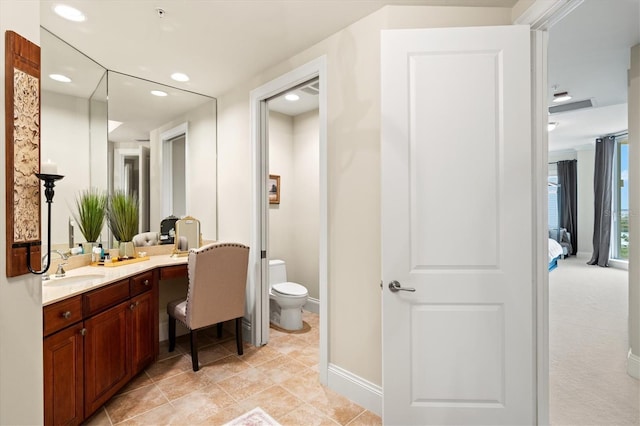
[[62, 311, 72, 319], [143, 279, 149, 286], [129, 301, 139, 310], [80, 328, 86, 336]]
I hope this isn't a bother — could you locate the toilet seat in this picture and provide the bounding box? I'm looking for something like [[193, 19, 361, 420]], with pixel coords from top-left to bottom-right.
[[272, 282, 308, 297]]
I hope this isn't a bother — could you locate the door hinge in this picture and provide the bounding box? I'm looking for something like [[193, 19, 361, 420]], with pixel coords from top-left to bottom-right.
[[261, 250, 267, 259]]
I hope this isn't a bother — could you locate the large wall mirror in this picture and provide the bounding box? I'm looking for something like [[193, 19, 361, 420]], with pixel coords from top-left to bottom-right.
[[41, 28, 218, 251]]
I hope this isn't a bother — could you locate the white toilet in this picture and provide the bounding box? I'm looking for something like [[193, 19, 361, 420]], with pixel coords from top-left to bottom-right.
[[269, 259, 308, 331]]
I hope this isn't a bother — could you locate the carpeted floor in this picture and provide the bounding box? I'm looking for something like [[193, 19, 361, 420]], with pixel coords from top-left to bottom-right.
[[550, 255, 640, 425]]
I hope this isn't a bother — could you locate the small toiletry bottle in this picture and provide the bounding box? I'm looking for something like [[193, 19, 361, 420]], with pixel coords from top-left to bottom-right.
[[98, 243, 104, 260], [79, 243, 83, 254], [92, 246, 101, 263]]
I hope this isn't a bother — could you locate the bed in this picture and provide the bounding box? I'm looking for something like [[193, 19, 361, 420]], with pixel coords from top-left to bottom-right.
[[548, 238, 563, 271]]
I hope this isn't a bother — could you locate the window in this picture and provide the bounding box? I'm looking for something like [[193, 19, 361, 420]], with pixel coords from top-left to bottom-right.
[[611, 136, 629, 260]]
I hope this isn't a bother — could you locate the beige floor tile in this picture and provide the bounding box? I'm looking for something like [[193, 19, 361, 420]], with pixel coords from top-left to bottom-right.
[[267, 333, 300, 355], [199, 402, 246, 425], [288, 344, 319, 367], [83, 407, 111, 425], [308, 387, 366, 426], [194, 342, 232, 366], [222, 340, 282, 367], [116, 371, 153, 396], [346, 410, 382, 426], [237, 385, 305, 419], [105, 384, 169, 424], [145, 354, 193, 381], [201, 354, 253, 383], [116, 402, 179, 425], [280, 368, 327, 403], [168, 384, 236, 423], [277, 403, 340, 426], [217, 367, 275, 401], [157, 340, 184, 362], [155, 370, 214, 401], [255, 354, 309, 384]]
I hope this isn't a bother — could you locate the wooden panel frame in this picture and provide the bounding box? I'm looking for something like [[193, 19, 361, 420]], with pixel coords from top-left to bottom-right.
[[5, 31, 41, 277], [268, 174, 280, 204]]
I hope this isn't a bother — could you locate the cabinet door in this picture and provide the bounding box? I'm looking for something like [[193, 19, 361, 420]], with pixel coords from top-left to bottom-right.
[[84, 301, 131, 416], [130, 290, 155, 373], [43, 323, 84, 426]]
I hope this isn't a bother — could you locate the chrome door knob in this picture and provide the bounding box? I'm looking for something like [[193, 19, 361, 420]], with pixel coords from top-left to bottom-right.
[[388, 280, 416, 292]]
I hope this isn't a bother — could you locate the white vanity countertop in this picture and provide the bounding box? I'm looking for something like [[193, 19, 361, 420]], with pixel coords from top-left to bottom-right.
[[42, 255, 188, 307]]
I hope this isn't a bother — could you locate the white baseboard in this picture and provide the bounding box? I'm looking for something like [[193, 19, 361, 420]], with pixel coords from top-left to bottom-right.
[[327, 363, 382, 417], [304, 297, 320, 314], [628, 349, 640, 379]]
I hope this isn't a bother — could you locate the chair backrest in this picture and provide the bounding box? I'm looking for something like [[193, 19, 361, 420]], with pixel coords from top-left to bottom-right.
[[185, 242, 249, 330]]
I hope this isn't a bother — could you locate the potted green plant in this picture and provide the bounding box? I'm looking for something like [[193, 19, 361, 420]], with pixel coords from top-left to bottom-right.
[[73, 188, 107, 253], [107, 190, 139, 259]]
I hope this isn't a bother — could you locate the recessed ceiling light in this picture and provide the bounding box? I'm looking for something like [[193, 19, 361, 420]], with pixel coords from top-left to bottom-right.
[[151, 90, 168, 97], [49, 74, 72, 83], [171, 72, 189, 82], [548, 122, 559, 132], [53, 4, 86, 22], [552, 91, 572, 103], [285, 93, 300, 102]]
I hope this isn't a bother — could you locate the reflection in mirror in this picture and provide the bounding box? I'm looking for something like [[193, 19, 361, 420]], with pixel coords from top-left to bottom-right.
[[173, 216, 202, 257], [40, 27, 218, 252], [41, 28, 107, 251]]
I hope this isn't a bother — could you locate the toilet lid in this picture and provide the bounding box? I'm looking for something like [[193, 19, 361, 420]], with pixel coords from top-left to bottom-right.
[[272, 282, 308, 297]]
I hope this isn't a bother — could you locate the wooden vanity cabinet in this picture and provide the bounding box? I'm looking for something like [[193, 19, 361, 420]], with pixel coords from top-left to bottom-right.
[[43, 270, 159, 425]]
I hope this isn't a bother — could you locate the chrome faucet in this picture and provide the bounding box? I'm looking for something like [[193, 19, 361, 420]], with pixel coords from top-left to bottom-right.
[[42, 250, 69, 280]]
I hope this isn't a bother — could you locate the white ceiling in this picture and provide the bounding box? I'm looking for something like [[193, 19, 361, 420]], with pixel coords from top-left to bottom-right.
[[39, 0, 640, 147], [547, 0, 640, 151]]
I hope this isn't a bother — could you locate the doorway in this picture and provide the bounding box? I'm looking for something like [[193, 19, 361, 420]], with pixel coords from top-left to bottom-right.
[[250, 57, 328, 383], [545, 0, 638, 424]]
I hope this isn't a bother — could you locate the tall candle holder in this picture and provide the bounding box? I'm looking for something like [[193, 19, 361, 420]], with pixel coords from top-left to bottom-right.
[[27, 173, 64, 274]]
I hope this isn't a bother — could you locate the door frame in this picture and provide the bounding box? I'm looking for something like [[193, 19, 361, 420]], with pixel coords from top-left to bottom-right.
[[249, 56, 328, 384], [517, 1, 585, 424]]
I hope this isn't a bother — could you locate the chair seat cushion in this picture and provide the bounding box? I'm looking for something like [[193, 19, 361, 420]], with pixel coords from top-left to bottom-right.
[[167, 298, 187, 324]]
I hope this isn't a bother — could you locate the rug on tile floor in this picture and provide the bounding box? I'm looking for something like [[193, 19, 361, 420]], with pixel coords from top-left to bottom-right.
[[269, 321, 311, 334], [223, 407, 282, 426]]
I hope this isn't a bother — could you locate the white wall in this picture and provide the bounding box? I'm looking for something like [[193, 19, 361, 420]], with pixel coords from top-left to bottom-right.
[[149, 100, 217, 240], [0, 1, 44, 424], [268, 110, 320, 300], [217, 5, 512, 386], [41, 91, 91, 246]]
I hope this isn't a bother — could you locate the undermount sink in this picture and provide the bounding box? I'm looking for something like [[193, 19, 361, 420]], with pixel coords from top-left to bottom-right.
[[43, 273, 105, 286]]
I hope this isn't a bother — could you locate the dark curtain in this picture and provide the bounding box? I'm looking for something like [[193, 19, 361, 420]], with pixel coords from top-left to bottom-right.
[[588, 136, 616, 267], [558, 160, 578, 255]]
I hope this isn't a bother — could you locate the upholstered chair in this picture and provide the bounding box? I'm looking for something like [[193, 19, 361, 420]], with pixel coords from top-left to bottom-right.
[[167, 242, 249, 371]]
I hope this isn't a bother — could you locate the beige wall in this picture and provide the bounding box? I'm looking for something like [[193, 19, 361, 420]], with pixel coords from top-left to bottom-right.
[[629, 44, 640, 377], [0, 2, 44, 424], [268, 110, 320, 300], [217, 5, 512, 386]]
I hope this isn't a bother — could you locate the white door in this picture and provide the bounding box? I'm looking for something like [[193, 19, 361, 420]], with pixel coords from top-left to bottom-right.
[[381, 25, 534, 425]]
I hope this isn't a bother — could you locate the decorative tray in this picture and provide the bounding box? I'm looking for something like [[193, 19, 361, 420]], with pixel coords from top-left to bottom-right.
[[90, 256, 150, 267]]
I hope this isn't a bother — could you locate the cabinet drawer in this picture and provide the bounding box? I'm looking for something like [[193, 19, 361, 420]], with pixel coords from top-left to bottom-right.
[[43, 296, 83, 336], [159, 265, 187, 280], [130, 271, 154, 297], [83, 279, 129, 317]]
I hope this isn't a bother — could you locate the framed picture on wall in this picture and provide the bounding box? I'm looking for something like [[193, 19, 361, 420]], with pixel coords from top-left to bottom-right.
[[269, 174, 280, 204]]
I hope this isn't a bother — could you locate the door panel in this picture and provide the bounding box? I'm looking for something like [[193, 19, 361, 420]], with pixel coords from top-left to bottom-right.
[[382, 25, 533, 425]]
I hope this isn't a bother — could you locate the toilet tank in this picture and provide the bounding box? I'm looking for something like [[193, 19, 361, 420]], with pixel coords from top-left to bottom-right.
[[269, 259, 287, 285]]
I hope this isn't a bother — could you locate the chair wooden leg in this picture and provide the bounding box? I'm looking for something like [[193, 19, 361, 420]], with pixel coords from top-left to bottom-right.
[[216, 322, 223, 338], [168, 316, 176, 352], [235, 317, 243, 355], [190, 329, 199, 371]]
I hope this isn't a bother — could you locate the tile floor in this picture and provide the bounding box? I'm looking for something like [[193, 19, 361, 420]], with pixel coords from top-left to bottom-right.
[[85, 311, 381, 425]]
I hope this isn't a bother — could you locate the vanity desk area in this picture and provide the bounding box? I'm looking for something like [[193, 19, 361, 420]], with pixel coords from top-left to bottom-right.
[[42, 251, 190, 425]]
